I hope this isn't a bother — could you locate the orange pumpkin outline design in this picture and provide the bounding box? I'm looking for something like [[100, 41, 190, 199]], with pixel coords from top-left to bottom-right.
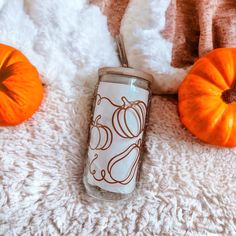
[[89, 139, 141, 185], [107, 139, 141, 185], [112, 96, 147, 139], [89, 115, 113, 150]]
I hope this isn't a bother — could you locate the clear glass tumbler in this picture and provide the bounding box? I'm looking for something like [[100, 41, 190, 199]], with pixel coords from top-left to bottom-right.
[[83, 67, 153, 201]]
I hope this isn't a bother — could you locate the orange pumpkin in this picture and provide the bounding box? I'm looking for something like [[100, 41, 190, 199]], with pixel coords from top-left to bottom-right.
[[178, 48, 236, 147], [0, 44, 43, 126]]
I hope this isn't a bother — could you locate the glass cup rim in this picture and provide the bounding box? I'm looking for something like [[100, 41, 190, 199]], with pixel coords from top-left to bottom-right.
[[98, 67, 153, 84]]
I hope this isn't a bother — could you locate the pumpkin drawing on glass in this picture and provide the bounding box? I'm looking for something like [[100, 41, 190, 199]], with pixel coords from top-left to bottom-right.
[[89, 115, 113, 150], [0, 44, 43, 126], [89, 139, 141, 185], [107, 139, 141, 184], [88, 95, 148, 185], [112, 96, 147, 139]]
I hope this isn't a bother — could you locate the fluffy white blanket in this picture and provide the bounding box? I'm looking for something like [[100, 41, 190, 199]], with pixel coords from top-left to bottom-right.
[[0, 0, 236, 235], [121, 0, 188, 94]]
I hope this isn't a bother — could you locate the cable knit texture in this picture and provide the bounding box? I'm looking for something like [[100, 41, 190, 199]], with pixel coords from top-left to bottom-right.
[[1, 0, 236, 235], [169, 0, 236, 68]]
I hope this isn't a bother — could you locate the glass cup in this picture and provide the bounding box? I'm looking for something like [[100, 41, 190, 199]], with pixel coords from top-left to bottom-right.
[[83, 67, 153, 201]]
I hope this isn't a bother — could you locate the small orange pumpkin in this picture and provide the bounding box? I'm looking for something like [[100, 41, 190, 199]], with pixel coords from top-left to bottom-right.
[[178, 48, 236, 147], [0, 44, 43, 126]]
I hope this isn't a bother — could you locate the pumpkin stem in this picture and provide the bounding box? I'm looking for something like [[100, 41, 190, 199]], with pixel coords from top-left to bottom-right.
[[94, 115, 101, 125], [221, 88, 236, 104], [137, 139, 142, 147], [0, 71, 8, 91], [121, 96, 130, 107]]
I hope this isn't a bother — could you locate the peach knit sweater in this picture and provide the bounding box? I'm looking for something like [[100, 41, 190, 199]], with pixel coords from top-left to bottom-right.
[[91, 0, 236, 68]]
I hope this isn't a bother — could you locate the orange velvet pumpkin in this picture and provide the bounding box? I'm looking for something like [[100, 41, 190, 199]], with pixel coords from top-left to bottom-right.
[[178, 48, 236, 147], [0, 44, 43, 126]]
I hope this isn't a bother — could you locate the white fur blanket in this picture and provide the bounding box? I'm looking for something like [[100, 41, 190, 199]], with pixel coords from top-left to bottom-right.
[[0, 0, 236, 235]]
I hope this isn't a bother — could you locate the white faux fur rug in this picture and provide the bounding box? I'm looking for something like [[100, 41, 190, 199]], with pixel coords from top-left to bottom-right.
[[120, 0, 188, 94], [1, 0, 236, 235]]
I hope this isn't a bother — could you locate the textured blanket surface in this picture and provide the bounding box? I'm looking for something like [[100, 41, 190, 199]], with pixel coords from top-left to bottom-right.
[[1, 0, 236, 235]]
